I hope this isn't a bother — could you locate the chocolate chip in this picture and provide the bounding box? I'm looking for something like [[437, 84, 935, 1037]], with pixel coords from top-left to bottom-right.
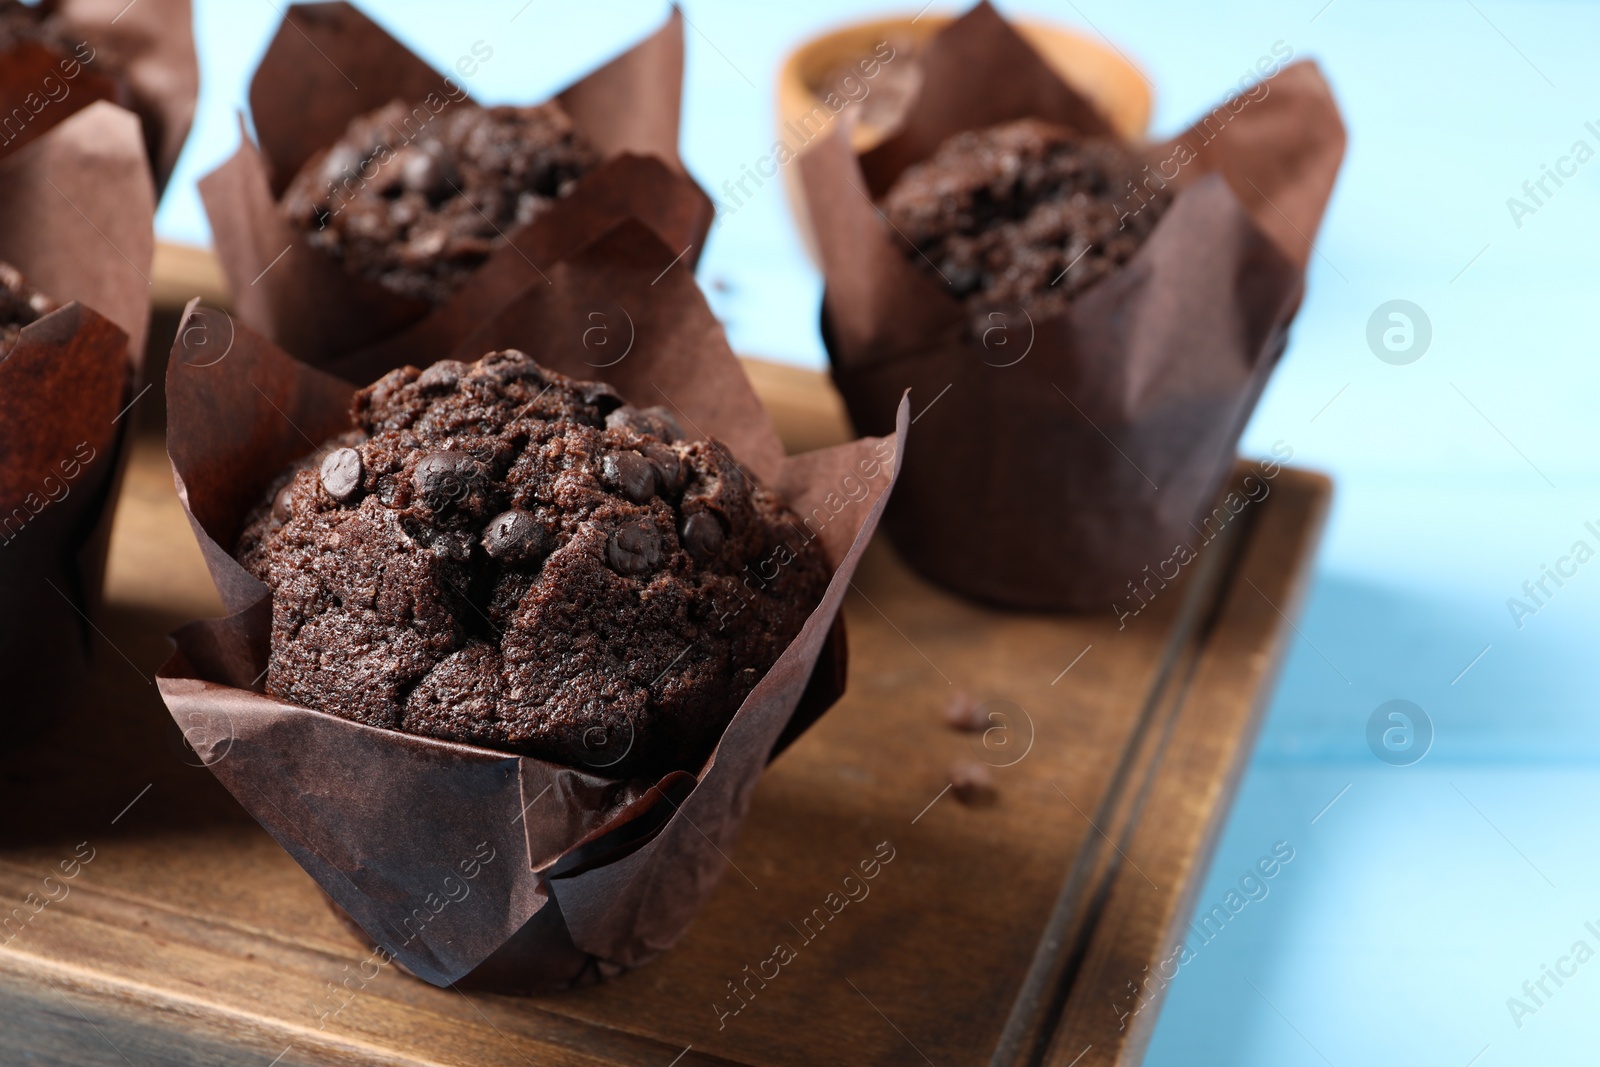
[[608, 521, 661, 574], [644, 444, 684, 495], [481, 509, 550, 562], [943, 691, 988, 732], [605, 404, 684, 442], [948, 760, 997, 806], [579, 380, 624, 416], [681, 512, 725, 561], [416, 360, 466, 392], [400, 142, 460, 201], [601, 451, 656, 502], [320, 448, 363, 504], [413, 451, 485, 511], [271, 482, 295, 523]]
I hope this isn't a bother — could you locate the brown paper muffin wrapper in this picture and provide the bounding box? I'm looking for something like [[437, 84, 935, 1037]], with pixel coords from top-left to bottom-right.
[[799, 1, 1345, 610], [199, 2, 715, 369], [157, 220, 909, 991], [0, 0, 197, 191], [0, 101, 153, 738]]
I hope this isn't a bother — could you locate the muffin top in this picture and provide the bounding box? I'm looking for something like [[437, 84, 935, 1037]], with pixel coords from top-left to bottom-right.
[[0, 262, 59, 356], [880, 119, 1168, 333], [236, 351, 829, 778], [281, 100, 597, 305]]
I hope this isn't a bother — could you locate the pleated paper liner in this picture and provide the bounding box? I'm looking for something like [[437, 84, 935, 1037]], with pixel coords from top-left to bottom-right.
[[800, 0, 1345, 610], [158, 221, 909, 992], [0, 101, 155, 740], [0, 0, 196, 191], [200, 2, 715, 369]]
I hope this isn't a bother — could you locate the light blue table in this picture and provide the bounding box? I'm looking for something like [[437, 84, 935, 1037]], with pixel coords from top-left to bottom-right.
[[158, 3, 1600, 1062]]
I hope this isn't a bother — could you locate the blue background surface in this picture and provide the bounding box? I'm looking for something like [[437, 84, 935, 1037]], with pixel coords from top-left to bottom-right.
[[157, 3, 1600, 1062]]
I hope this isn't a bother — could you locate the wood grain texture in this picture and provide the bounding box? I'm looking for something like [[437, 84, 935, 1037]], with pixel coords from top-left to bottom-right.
[[0, 352, 1328, 1066]]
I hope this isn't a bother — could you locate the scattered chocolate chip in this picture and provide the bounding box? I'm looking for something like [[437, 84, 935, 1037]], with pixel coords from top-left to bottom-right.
[[948, 760, 997, 806], [681, 512, 725, 561], [416, 360, 466, 392], [481, 508, 550, 563], [320, 448, 363, 503], [943, 691, 989, 732], [644, 444, 685, 495], [608, 521, 662, 574], [601, 451, 656, 502], [413, 451, 484, 511]]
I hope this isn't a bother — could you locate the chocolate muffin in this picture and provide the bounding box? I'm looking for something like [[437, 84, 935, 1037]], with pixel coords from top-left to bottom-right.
[[281, 100, 597, 304], [0, 261, 58, 356], [236, 352, 830, 778], [880, 119, 1168, 334]]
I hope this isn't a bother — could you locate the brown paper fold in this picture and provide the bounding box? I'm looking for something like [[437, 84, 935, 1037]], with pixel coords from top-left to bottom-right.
[[201, 2, 714, 368], [800, 1, 1344, 610], [0, 0, 197, 190], [158, 221, 908, 991], [0, 101, 153, 738]]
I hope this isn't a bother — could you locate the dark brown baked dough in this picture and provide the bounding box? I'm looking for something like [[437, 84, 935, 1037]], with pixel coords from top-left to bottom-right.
[[880, 118, 1168, 334], [280, 100, 597, 305], [0, 261, 58, 356], [236, 351, 830, 778]]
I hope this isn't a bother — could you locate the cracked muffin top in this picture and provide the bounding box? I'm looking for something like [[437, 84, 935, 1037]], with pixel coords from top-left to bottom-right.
[[236, 351, 830, 778]]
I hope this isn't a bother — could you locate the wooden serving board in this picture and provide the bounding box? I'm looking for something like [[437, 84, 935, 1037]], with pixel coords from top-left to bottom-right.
[[0, 359, 1328, 1067]]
